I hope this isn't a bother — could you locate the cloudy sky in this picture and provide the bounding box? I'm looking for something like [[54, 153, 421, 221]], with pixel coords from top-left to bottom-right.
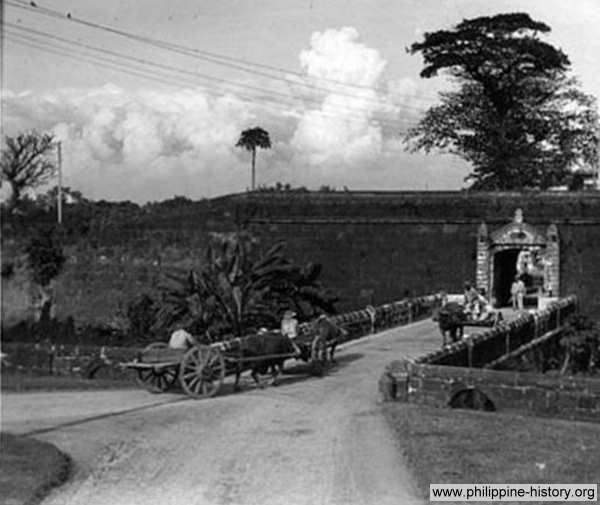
[[2, 0, 599, 202]]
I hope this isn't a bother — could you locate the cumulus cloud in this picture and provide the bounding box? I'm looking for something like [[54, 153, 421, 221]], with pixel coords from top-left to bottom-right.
[[3, 84, 284, 201], [2, 27, 467, 201], [291, 27, 388, 170], [299, 27, 386, 87]]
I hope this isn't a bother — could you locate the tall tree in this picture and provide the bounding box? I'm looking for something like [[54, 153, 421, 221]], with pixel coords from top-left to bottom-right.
[[236, 127, 271, 190], [1, 132, 56, 210], [405, 13, 599, 190]]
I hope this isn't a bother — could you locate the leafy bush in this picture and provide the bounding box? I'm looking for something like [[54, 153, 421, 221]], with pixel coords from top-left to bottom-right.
[[125, 294, 160, 343], [1, 316, 76, 344], [154, 232, 337, 339], [559, 314, 600, 374], [25, 226, 65, 286]]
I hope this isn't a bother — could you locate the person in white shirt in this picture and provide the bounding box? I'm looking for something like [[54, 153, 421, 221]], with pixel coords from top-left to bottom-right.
[[168, 328, 195, 349], [281, 310, 301, 356], [515, 277, 526, 311], [475, 288, 493, 321]]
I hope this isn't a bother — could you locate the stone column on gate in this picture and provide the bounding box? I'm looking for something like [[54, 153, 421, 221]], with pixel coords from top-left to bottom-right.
[[476, 222, 489, 294], [545, 224, 560, 297]]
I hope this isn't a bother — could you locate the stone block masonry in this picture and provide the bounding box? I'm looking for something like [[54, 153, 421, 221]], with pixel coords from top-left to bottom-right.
[[381, 358, 600, 423], [4, 191, 600, 329], [416, 296, 577, 367], [379, 296, 600, 423]]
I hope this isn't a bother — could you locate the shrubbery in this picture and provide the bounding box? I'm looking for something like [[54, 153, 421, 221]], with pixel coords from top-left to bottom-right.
[[25, 226, 65, 286], [559, 314, 600, 375]]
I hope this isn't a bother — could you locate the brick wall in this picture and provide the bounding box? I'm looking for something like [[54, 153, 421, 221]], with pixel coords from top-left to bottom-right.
[[4, 191, 600, 327], [380, 359, 600, 423], [416, 296, 577, 367], [378, 297, 600, 422], [233, 191, 600, 315], [2, 342, 139, 379]]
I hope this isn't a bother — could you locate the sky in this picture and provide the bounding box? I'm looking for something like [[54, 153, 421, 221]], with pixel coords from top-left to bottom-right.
[[2, 0, 599, 203]]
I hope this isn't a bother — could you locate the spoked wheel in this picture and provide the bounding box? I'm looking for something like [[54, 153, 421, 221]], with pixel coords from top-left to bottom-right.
[[135, 342, 178, 393], [136, 366, 178, 393], [179, 345, 225, 399]]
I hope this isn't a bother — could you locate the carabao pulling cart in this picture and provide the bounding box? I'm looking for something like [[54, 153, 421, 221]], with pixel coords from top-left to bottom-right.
[[123, 331, 327, 399]]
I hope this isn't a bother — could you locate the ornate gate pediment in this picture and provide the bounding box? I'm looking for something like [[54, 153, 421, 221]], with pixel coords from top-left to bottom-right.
[[490, 223, 546, 247]]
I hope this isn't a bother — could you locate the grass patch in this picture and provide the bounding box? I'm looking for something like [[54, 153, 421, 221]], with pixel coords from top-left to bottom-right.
[[1, 370, 137, 393], [0, 433, 71, 505], [384, 403, 600, 501]]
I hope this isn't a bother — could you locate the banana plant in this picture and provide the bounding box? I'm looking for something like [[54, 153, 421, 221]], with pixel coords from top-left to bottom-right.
[[154, 232, 337, 340]]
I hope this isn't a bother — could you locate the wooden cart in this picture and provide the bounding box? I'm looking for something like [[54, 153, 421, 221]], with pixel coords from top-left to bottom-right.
[[123, 333, 326, 399], [463, 310, 504, 328]]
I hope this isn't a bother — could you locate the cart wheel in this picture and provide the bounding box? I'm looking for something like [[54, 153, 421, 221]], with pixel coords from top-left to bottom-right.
[[136, 367, 178, 393], [179, 345, 225, 399], [135, 342, 178, 393]]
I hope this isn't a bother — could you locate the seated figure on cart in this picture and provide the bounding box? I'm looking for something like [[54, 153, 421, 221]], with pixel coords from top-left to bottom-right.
[[281, 310, 302, 357], [168, 328, 196, 349]]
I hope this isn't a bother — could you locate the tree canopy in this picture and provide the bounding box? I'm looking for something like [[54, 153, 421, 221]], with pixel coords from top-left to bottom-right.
[[1, 132, 57, 210], [236, 127, 271, 190], [405, 13, 599, 190]]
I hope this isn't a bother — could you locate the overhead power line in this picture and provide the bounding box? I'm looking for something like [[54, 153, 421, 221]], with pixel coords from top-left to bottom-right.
[[5, 31, 418, 134], [6, 0, 439, 107], [6, 32, 416, 138], [6, 22, 420, 130]]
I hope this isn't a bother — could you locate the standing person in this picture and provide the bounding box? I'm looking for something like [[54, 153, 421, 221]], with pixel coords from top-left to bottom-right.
[[281, 310, 301, 357], [463, 281, 478, 317], [476, 288, 492, 320], [510, 278, 518, 310], [515, 276, 526, 311]]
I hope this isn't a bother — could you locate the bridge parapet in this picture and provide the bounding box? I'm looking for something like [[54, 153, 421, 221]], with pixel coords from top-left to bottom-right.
[[380, 296, 600, 423], [3, 293, 445, 377], [297, 293, 443, 343], [417, 296, 577, 367]]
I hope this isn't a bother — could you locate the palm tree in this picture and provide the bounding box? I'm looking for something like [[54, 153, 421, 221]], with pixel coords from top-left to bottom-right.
[[236, 127, 271, 190]]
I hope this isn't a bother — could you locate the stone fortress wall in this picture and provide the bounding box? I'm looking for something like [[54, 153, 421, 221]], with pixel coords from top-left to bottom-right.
[[3, 191, 599, 328]]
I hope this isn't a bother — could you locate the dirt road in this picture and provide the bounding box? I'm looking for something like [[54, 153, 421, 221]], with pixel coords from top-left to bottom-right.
[[3, 319, 443, 505]]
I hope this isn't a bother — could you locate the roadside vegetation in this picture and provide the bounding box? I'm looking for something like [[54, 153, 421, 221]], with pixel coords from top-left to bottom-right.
[[2, 167, 338, 349], [153, 231, 337, 341], [384, 403, 600, 500], [1, 370, 136, 393], [0, 433, 71, 505], [494, 313, 600, 376]]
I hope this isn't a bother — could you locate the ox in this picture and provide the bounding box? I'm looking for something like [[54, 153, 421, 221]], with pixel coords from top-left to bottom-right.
[[433, 302, 467, 347], [311, 315, 347, 365], [229, 331, 304, 391]]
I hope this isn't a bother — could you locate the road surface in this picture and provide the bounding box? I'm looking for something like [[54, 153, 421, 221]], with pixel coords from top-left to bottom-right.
[[2, 318, 446, 505]]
